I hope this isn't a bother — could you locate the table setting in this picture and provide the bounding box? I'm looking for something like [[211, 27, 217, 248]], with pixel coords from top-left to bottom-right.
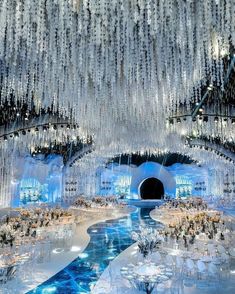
[[131, 226, 164, 259], [120, 261, 172, 294]]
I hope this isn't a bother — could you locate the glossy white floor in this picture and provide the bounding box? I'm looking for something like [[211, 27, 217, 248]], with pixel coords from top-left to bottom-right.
[[1, 206, 235, 294], [0, 208, 131, 294]]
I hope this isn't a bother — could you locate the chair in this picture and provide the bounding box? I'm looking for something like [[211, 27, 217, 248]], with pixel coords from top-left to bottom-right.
[[217, 245, 226, 254], [165, 254, 174, 267], [185, 258, 195, 275], [175, 256, 184, 274], [229, 247, 235, 257], [221, 252, 229, 263], [207, 244, 215, 254], [208, 262, 219, 280], [221, 252, 230, 271], [197, 260, 207, 279]]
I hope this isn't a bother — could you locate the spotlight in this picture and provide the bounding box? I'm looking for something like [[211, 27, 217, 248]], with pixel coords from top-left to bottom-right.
[[66, 124, 70, 129], [203, 116, 208, 122], [70, 246, 81, 252], [214, 116, 219, 122], [207, 84, 213, 91], [22, 130, 26, 135], [3, 135, 7, 141], [14, 132, 19, 138], [16, 112, 20, 117], [232, 118, 235, 124], [176, 118, 181, 123], [43, 125, 48, 132]]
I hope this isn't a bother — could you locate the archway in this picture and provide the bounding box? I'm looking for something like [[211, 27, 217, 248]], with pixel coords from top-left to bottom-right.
[[130, 162, 176, 198], [139, 177, 164, 200]]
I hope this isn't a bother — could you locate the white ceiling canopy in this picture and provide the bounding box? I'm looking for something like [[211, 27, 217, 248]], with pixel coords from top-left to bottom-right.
[[0, 0, 234, 148]]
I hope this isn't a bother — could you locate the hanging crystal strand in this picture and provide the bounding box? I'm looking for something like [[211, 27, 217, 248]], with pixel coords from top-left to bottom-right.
[[219, 1, 226, 91], [230, 0, 235, 46], [2, 0, 11, 104], [0, 0, 7, 62], [223, 0, 232, 82], [203, 0, 211, 79]]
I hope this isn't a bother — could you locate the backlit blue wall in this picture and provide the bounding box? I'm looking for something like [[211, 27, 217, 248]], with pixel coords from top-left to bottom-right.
[[12, 154, 63, 207], [97, 162, 207, 199]]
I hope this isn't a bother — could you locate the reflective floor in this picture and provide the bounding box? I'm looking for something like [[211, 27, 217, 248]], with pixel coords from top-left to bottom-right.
[[29, 207, 162, 294]]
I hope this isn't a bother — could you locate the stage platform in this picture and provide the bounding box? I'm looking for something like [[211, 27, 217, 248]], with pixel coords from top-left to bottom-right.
[[127, 199, 164, 208]]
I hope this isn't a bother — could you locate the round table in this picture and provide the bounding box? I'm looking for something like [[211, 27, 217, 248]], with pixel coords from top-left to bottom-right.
[[121, 261, 172, 294]]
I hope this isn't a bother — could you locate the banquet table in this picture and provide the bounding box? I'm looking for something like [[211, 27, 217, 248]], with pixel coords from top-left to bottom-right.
[[121, 262, 172, 294]]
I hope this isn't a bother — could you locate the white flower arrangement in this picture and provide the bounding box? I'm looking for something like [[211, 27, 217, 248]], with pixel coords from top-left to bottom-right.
[[131, 226, 164, 258]]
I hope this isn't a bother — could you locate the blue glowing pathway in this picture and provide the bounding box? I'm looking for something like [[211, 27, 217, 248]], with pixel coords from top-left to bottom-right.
[[29, 207, 162, 294]]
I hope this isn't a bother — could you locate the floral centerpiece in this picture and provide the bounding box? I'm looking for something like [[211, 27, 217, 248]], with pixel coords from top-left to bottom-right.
[[106, 196, 119, 205], [92, 196, 106, 207], [72, 195, 123, 209], [0, 224, 15, 247], [73, 197, 92, 208], [131, 226, 164, 259]]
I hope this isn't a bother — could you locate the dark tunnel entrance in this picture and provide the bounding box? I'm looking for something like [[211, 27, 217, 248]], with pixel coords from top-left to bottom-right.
[[140, 177, 164, 200]]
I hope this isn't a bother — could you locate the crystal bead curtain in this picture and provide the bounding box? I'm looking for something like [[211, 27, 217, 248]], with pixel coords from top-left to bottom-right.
[[0, 0, 234, 143], [0, 126, 87, 207], [0, 1, 235, 205]]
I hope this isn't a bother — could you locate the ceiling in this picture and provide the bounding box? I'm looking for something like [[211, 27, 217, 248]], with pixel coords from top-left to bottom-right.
[[0, 0, 234, 166]]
